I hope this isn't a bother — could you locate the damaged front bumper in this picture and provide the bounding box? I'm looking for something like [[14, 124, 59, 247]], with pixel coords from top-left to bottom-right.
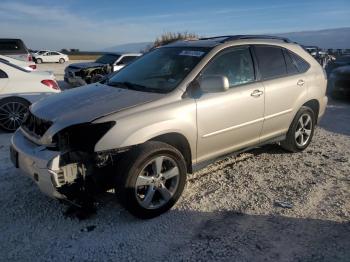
[[11, 129, 66, 199], [10, 129, 91, 200]]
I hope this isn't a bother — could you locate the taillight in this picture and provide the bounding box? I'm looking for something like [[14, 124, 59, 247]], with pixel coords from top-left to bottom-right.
[[41, 80, 60, 90], [29, 64, 37, 70], [28, 54, 33, 62]]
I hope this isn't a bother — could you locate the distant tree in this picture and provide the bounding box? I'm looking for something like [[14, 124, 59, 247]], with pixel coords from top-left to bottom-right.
[[143, 32, 199, 53], [70, 48, 80, 53], [60, 48, 69, 54]]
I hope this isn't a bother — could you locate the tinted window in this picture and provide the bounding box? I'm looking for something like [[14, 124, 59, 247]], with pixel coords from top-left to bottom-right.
[[255, 46, 286, 79], [0, 69, 8, 78], [51, 52, 60, 55], [202, 47, 255, 87], [0, 40, 26, 54], [119, 56, 138, 64], [288, 51, 310, 73], [0, 41, 21, 51], [283, 50, 299, 75]]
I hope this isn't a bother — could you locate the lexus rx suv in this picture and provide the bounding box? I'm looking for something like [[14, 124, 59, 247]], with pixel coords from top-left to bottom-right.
[[10, 35, 327, 218]]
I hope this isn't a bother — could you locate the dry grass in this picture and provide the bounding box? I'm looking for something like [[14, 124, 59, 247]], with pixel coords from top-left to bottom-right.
[[68, 54, 101, 60]]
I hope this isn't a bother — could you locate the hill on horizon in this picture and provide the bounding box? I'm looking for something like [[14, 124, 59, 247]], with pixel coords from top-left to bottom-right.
[[102, 27, 350, 52]]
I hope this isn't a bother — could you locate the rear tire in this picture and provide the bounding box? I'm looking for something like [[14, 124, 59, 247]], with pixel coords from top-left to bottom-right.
[[36, 58, 42, 64], [281, 106, 315, 152], [0, 97, 30, 132], [116, 141, 187, 219], [59, 58, 65, 64]]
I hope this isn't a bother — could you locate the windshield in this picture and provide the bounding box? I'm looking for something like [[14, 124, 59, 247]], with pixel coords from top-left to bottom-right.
[[107, 47, 210, 93], [95, 54, 121, 64]]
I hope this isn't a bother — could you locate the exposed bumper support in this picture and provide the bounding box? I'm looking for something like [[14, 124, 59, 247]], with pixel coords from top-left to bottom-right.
[[10, 130, 79, 199]]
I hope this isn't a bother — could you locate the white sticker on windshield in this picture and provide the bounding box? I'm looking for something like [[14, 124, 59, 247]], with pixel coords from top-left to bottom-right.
[[179, 50, 205, 57]]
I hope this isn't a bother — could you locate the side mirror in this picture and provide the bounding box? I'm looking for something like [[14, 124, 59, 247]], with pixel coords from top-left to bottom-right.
[[199, 75, 229, 93]]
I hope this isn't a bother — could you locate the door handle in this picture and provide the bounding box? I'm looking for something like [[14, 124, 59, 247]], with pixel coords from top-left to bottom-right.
[[297, 79, 305, 86], [251, 89, 263, 97]]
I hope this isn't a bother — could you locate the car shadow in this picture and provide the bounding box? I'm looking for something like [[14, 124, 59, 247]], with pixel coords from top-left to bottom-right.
[[320, 98, 350, 136]]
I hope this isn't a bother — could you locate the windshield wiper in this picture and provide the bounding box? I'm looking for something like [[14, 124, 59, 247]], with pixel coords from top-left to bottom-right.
[[107, 81, 164, 93]]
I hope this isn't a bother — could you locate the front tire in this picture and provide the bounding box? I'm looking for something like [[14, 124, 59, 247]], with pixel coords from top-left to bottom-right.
[[36, 58, 42, 64], [0, 97, 30, 132], [59, 58, 65, 64], [116, 141, 187, 219], [281, 106, 315, 152]]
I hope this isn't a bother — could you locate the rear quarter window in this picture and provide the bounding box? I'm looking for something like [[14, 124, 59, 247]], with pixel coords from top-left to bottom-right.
[[288, 51, 310, 73]]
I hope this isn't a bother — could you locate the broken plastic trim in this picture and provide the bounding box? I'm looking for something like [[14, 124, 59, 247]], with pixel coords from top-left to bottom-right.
[[52, 121, 116, 152]]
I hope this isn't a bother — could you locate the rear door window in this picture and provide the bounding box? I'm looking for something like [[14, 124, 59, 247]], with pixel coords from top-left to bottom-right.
[[254, 45, 287, 80]]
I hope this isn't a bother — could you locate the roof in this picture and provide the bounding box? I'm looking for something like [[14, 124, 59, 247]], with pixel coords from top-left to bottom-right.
[[166, 35, 294, 48]]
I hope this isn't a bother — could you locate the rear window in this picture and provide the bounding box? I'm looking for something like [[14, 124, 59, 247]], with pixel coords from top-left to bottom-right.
[[0, 39, 27, 54], [254, 46, 286, 80]]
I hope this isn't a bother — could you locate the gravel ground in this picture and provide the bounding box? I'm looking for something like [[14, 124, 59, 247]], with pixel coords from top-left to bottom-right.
[[0, 63, 349, 261]]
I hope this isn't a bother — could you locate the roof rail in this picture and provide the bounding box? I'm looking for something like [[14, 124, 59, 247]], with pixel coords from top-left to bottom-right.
[[223, 35, 292, 43], [199, 35, 234, 40], [199, 35, 292, 43]]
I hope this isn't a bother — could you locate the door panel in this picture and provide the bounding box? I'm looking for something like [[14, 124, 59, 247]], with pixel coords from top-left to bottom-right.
[[260, 75, 306, 141], [196, 82, 264, 163]]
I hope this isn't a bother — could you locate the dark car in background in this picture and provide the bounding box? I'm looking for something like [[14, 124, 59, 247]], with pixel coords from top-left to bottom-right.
[[326, 55, 350, 99], [326, 55, 350, 74], [328, 65, 350, 99], [0, 39, 33, 62]]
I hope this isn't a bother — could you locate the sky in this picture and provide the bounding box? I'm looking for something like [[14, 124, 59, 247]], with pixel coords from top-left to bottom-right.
[[1, 0, 349, 50]]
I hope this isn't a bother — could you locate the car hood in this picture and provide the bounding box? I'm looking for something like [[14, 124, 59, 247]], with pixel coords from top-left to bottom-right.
[[30, 83, 164, 135], [67, 62, 105, 70]]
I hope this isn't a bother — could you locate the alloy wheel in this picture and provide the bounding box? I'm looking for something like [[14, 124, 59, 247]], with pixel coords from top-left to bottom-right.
[[0, 102, 27, 131], [295, 113, 312, 147], [135, 155, 180, 209]]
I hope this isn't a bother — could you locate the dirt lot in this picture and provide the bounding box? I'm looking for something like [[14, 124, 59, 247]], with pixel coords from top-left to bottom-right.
[[0, 63, 349, 261]]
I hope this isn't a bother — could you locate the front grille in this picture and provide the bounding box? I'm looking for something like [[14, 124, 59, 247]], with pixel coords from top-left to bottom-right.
[[22, 111, 52, 138]]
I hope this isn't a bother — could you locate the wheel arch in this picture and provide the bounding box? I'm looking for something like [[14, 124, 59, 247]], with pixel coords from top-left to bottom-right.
[[302, 99, 320, 124], [0, 96, 31, 105], [149, 132, 193, 174]]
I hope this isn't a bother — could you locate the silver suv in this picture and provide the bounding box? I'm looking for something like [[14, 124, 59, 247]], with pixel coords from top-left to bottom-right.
[[10, 35, 328, 218]]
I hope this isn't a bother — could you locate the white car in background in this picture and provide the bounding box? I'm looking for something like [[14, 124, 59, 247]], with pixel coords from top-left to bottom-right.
[[0, 54, 37, 71], [0, 59, 60, 131], [33, 51, 69, 64]]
